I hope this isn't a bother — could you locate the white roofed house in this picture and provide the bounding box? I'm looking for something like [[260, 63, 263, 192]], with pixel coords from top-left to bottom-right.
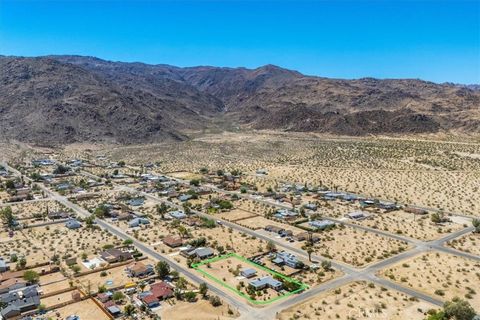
[[249, 276, 282, 291]]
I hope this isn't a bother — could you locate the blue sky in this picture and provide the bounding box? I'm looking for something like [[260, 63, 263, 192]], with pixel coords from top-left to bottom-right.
[[0, 0, 479, 83]]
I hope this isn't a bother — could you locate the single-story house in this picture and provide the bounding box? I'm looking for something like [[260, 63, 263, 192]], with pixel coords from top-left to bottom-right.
[[126, 262, 154, 278], [309, 220, 335, 230], [249, 276, 282, 291], [303, 203, 317, 211], [293, 232, 320, 243], [0, 305, 21, 319], [65, 257, 77, 266], [107, 305, 122, 316], [141, 294, 160, 308], [240, 268, 257, 278], [345, 211, 369, 220], [97, 292, 112, 303], [150, 282, 173, 300], [48, 211, 70, 220], [65, 219, 82, 229], [128, 198, 145, 207], [100, 248, 133, 263], [128, 217, 150, 228], [404, 207, 428, 215], [0, 259, 9, 273], [377, 201, 398, 210], [265, 225, 284, 234], [279, 229, 293, 237], [274, 251, 302, 269], [274, 209, 298, 220], [178, 194, 192, 202], [0, 279, 27, 294], [162, 235, 183, 248], [180, 247, 214, 260], [0, 285, 40, 318], [169, 210, 187, 219]]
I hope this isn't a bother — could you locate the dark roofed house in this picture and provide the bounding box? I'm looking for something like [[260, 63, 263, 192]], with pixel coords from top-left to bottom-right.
[[100, 248, 133, 263], [48, 211, 70, 220], [0, 278, 27, 294], [405, 207, 428, 215], [194, 247, 214, 260], [107, 305, 122, 317], [0, 305, 21, 319], [345, 211, 368, 220], [265, 225, 284, 234], [180, 247, 214, 260], [162, 235, 183, 248], [0, 285, 40, 318]]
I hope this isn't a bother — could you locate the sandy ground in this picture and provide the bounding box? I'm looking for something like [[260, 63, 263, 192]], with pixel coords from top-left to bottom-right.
[[236, 215, 304, 234], [305, 225, 410, 267], [47, 298, 110, 320], [87, 133, 480, 217], [25, 224, 122, 265], [352, 210, 465, 241], [447, 232, 480, 256], [216, 208, 258, 222], [159, 299, 239, 320], [75, 264, 133, 293], [278, 281, 437, 320], [41, 290, 79, 307], [197, 256, 284, 302], [382, 252, 480, 310]]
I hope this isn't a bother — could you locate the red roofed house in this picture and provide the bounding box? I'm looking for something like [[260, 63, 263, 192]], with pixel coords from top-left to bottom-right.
[[150, 282, 173, 300]]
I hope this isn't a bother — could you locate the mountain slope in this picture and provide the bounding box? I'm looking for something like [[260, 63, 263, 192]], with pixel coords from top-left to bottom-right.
[[0, 56, 224, 145], [0, 55, 478, 145], [178, 66, 480, 134]]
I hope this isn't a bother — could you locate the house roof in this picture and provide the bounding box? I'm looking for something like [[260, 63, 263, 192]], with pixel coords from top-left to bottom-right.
[[150, 282, 173, 299], [0, 278, 27, 291], [240, 268, 257, 276], [309, 220, 335, 229], [65, 219, 82, 229], [0, 305, 20, 317], [163, 235, 183, 247], [142, 294, 160, 304], [194, 247, 214, 258], [169, 210, 186, 219], [107, 305, 121, 314], [101, 248, 133, 260], [127, 262, 150, 274], [250, 276, 282, 288]]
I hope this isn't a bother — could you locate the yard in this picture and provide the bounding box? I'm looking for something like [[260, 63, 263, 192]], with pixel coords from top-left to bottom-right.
[[278, 281, 437, 320], [382, 252, 480, 310]]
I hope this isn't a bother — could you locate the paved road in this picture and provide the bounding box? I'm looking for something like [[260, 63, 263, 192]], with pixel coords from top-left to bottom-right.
[[49, 166, 479, 318], [116, 183, 477, 313], [4, 164, 256, 317]]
